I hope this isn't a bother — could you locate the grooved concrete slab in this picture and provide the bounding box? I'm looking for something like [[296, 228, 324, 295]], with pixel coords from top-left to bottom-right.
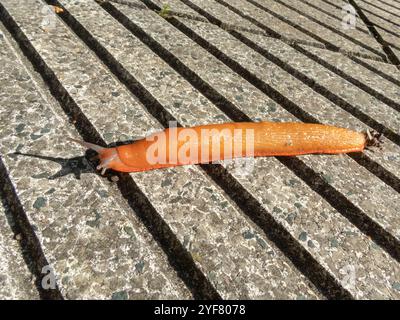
[[1, 0, 400, 300], [120, 0, 400, 298]]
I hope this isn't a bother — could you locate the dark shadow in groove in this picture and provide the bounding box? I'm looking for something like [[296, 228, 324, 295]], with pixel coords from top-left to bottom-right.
[[349, 0, 400, 70], [0, 157, 64, 300], [0, 1, 219, 300], [48, 0, 352, 299]]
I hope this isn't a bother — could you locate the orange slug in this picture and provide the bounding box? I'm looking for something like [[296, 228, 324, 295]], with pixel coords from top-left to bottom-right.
[[71, 122, 381, 174]]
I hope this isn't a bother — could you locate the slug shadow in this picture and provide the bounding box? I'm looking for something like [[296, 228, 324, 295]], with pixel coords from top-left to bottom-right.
[[10, 138, 143, 181], [11, 151, 98, 180]]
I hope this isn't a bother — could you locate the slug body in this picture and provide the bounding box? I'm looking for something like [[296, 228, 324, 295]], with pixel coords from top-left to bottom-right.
[[72, 122, 368, 174]]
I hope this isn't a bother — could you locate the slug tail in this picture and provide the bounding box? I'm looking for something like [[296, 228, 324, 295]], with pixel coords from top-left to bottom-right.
[[364, 130, 384, 151]]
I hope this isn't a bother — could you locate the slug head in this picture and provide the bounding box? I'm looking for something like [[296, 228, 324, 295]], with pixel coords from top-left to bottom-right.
[[69, 138, 129, 174]]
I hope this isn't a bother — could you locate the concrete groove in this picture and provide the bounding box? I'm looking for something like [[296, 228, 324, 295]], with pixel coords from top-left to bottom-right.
[[49, 0, 354, 298], [103, 0, 400, 264], [0, 2, 220, 300]]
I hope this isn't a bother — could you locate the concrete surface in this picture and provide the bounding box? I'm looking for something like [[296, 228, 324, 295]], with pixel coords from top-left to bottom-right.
[[0, 203, 39, 299], [0, 18, 191, 300], [0, 0, 399, 299]]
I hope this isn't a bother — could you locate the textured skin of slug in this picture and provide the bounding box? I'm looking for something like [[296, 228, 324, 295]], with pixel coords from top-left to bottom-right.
[[106, 122, 366, 173]]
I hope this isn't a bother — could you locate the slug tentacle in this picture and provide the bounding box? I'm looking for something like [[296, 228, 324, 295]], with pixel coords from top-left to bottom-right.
[[69, 138, 125, 175], [68, 138, 105, 153]]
